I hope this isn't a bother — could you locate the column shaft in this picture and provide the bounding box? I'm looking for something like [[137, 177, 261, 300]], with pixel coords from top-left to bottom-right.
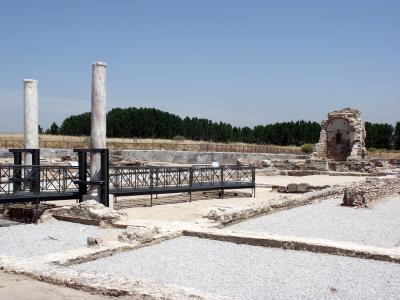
[[89, 62, 107, 200], [24, 79, 38, 165]]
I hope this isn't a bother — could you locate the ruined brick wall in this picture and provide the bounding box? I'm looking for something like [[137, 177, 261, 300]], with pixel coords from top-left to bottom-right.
[[343, 176, 400, 207], [313, 108, 367, 161]]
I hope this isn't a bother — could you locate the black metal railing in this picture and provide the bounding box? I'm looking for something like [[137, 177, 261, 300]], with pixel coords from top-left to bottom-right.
[[0, 164, 80, 203], [108, 165, 255, 205], [1, 148, 256, 207]]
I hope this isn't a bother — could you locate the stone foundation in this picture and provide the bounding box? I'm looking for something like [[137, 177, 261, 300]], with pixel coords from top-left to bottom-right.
[[343, 176, 400, 207]]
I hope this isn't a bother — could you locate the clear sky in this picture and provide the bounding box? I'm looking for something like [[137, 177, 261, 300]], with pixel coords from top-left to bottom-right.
[[0, 0, 399, 133]]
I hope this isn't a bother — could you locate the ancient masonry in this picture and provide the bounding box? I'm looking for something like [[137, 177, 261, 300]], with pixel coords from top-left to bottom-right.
[[343, 176, 400, 207], [313, 108, 367, 161]]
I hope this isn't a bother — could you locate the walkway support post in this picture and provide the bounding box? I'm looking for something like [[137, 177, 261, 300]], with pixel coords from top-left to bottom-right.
[[88, 62, 107, 201]]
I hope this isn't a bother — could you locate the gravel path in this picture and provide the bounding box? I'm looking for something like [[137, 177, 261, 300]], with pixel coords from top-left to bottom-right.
[[75, 236, 400, 300], [0, 220, 120, 257], [230, 196, 400, 248]]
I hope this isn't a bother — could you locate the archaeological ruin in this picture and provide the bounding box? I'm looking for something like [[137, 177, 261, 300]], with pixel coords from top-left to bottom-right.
[[0, 63, 399, 300], [312, 108, 368, 161]]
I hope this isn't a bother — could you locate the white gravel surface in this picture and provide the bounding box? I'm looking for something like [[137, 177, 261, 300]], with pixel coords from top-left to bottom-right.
[[230, 196, 400, 248], [74, 236, 400, 300], [0, 218, 21, 227], [0, 219, 120, 257]]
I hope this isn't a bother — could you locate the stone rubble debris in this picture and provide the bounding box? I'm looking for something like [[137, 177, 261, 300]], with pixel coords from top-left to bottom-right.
[[118, 226, 161, 243], [51, 200, 127, 225]]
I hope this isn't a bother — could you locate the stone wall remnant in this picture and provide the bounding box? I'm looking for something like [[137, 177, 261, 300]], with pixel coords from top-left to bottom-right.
[[275, 183, 311, 193], [342, 176, 400, 207], [51, 200, 126, 225], [313, 108, 367, 161]]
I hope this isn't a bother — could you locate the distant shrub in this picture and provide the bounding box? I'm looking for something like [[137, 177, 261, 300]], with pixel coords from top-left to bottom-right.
[[301, 143, 314, 153], [173, 135, 185, 141], [368, 147, 377, 152]]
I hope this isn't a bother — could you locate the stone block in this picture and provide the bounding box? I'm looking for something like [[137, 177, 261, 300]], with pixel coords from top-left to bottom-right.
[[287, 183, 298, 193], [87, 236, 103, 247], [297, 183, 310, 193], [307, 159, 328, 171], [261, 159, 272, 167], [277, 186, 287, 193]]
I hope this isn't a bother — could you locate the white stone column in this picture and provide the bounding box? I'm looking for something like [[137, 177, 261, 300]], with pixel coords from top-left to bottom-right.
[[24, 79, 39, 165], [89, 62, 107, 200]]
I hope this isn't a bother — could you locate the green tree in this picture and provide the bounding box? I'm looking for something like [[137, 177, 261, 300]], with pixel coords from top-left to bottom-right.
[[393, 122, 400, 150], [46, 122, 59, 135], [51, 106, 396, 149]]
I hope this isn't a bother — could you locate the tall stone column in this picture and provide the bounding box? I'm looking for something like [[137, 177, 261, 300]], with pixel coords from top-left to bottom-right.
[[89, 62, 107, 200], [24, 79, 39, 165]]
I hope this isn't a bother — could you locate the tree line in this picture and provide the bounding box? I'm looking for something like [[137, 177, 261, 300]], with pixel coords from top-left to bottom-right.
[[42, 107, 400, 150]]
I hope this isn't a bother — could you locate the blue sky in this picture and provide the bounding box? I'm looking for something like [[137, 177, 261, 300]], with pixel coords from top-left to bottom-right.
[[1, 0, 399, 132]]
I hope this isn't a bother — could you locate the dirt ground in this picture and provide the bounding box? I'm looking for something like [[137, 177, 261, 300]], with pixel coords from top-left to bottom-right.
[[116, 175, 365, 224], [0, 271, 130, 300]]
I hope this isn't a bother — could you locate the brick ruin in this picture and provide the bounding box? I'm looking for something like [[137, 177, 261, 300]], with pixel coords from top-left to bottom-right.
[[313, 108, 367, 161]]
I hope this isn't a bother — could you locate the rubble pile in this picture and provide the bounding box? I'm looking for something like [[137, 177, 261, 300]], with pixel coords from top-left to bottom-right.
[[118, 226, 161, 243], [51, 200, 127, 225]]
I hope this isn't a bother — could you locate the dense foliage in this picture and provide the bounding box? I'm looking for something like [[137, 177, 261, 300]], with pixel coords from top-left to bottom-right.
[[364, 122, 395, 150], [45, 107, 399, 150], [392, 122, 400, 151]]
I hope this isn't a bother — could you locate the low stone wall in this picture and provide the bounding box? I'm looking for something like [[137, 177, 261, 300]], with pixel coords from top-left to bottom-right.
[[183, 229, 400, 264], [343, 176, 400, 207], [207, 186, 344, 224]]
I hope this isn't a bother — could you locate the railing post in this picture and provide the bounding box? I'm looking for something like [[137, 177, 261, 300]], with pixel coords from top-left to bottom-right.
[[100, 149, 109, 207], [150, 167, 153, 206], [77, 150, 87, 202], [252, 166, 256, 197], [189, 167, 193, 202], [31, 149, 40, 193], [12, 151, 22, 193], [220, 166, 224, 199]]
